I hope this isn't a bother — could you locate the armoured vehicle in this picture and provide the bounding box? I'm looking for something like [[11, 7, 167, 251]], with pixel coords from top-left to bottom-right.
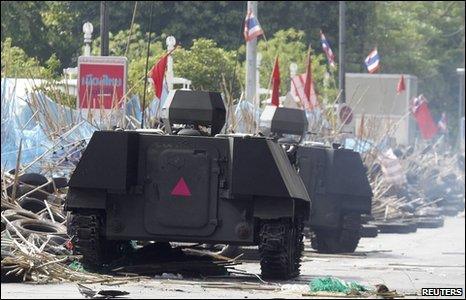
[[65, 90, 310, 279], [260, 106, 373, 253]]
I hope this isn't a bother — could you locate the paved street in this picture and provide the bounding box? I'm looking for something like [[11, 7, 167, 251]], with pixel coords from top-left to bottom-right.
[[2, 216, 465, 299]]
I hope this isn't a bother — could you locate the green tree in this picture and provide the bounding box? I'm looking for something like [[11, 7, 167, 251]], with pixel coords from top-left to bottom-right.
[[1, 38, 56, 79], [367, 1, 465, 134], [1, 1, 50, 63], [172, 38, 238, 93]]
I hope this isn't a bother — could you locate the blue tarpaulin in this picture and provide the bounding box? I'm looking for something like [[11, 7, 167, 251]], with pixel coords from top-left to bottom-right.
[[1, 78, 95, 174]]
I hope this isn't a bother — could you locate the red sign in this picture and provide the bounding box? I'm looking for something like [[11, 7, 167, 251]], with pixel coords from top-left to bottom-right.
[[171, 177, 192, 197], [339, 104, 353, 125], [77, 56, 127, 109]]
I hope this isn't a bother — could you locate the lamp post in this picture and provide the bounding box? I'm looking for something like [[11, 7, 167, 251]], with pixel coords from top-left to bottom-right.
[[82, 22, 93, 56], [245, 1, 258, 106], [166, 36, 176, 90], [100, 1, 109, 56]]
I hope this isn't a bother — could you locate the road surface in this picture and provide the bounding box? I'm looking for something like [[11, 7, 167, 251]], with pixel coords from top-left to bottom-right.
[[2, 216, 465, 299]]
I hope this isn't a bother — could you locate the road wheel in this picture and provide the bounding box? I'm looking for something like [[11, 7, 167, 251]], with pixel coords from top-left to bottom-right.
[[259, 218, 303, 280], [311, 214, 361, 253]]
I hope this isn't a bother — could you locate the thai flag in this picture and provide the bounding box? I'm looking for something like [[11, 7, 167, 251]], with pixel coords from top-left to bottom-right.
[[243, 11, 264, 42], [320, 30, 335, 68], [364, 48, 380, 73]]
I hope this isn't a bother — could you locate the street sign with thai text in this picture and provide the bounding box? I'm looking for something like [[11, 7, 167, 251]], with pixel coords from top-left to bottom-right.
[[77, 56, 127, 110]]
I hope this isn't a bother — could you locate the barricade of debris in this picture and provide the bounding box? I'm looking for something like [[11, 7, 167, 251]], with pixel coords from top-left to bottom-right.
[[361, 137, 465, 234]]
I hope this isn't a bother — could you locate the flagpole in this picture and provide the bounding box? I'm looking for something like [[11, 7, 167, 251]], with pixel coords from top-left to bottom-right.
[[338, 1, 346, 104], [141, 3, 154, 129], [245, 1, 258, 133]]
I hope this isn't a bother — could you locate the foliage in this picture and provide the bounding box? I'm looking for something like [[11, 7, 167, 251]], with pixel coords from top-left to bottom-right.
[[1, 1, 99, 71], [172, 38, 239, 94], [1, 38, 56, 79]]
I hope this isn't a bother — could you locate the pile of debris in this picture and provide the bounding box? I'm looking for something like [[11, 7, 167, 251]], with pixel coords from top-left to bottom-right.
[[363, 143, 464, 233]]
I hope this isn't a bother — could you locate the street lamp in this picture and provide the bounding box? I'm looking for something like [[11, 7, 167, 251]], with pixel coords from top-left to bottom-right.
[[83, 22, 93, 56], [166, 36, 176, 51], [166, 36, 176, 90]]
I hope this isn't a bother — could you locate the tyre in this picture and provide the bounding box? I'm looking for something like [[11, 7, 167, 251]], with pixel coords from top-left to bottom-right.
[[416, 217, 444, 228], [372, 222, 414, 234], [18, 173, 52, 193], [1, 264, 24, 283], [9, 219, 66, 238], [401, 220, 418, 233], [52, 177, 68, 189], [310, 214, 362, 253], [19, 197, 46, 213], [67, 212, 127, 268], [2, 209, 39, 222], [7, 184, 48, 200], [39, 210, 66, 223], [361, 214, 374, 224], [360, 224, 378, 238], [258, 218, 304, 280], [441, 206, 460, 216]]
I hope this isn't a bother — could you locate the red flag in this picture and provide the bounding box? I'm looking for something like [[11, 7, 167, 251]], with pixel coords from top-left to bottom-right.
[[304, 48, 318, 110], [270, 56, 280, 106], [411, 95, 438, 140], [396, 75, 406, 95], [150, 53, 169, 99]]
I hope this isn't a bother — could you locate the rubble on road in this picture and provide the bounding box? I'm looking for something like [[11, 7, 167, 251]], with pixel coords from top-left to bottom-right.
[[365, 142, 464, 232]]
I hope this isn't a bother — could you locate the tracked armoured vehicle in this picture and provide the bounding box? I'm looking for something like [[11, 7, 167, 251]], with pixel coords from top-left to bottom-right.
[[65, 90, 310, 279], [260, 106, 373, 253]]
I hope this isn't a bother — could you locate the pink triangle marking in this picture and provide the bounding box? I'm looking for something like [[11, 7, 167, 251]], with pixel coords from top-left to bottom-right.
[[170, 177, 192, 197]]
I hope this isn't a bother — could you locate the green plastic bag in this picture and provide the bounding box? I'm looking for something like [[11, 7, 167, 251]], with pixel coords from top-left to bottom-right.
[[68, 261, 84, 272], [309, 277, 368, 294]]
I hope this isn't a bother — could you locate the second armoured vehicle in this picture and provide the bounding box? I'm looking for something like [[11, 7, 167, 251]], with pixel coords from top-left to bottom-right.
[[260, 105, 373, 253], [66, 90, 310, 279]]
